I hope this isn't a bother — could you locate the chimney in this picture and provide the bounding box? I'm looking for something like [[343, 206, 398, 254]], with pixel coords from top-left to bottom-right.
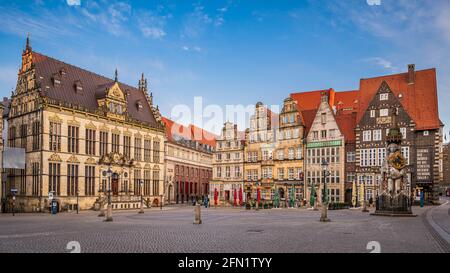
[[408, 64, 415, 84], [321, 91, 329, 103]]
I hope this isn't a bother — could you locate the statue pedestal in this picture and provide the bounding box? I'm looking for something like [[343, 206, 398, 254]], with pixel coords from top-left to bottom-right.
[[371, 193, 417, 217]]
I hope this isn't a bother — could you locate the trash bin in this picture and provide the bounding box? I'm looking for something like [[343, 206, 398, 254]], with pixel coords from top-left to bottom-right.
[[51, 199, 58, 215]]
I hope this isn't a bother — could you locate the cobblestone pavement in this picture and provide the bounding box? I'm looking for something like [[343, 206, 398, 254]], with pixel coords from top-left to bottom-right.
[[0, 204, 447, 253]]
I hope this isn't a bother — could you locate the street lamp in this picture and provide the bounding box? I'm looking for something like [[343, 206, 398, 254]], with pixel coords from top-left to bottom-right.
[[76, 187, 79, 214], [139, 179, 144, 214], [105, 168, 113, 222], [362, 174, 369, 213], [320, 159, 330, 222]]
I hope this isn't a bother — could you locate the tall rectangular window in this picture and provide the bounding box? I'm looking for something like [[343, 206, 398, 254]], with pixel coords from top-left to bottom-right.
[[347, 151, 355, 162], [288, 168, 294, 180], [68, 126, 79, 153], [373, 129, 382, 141], [67, 164, 79, 196], [144, 170, 151, 195], [400, 127, 407, 139], [112, 133, 120, 153], [234, 166, 241, 178], [100, 131, 109, 156], [134, 137, 142, 161], [49, 122, 61, 151], [85, 166, 95, 196], [123, 136, 131, 157], [85, 129, 96, 155], [401, 147, 410, 165], [278, 168, 284, 180], [153, 170, 160, 196], [134, 169, 142, 196], [144, 139, 151, 161], [48, 163, 61, 196], [20, 124, 28, 149], [8, 126, 16, 147], [19, 169, 26, 195], [363, 130, 371, 142], [288, 148, 295, 160], [321, 113, 326, 124], [32, 121, 41, 150], [226, 166, 231, 178], [153, 141, 160, 163], [32, 162, 40, 196]]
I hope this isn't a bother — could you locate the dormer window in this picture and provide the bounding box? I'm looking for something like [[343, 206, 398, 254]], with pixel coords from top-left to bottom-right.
[[136, 100, 143, 111], [60, 68, 66, 76], [74, 80, 83, 94], [52, 73, 61, 87]]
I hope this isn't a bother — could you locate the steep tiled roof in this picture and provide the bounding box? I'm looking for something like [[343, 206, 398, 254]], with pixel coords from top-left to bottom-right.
[[162, 117, 217, 148], [357, 69, 439, 130], [290, 67, 441, 134], [336, 112, 357, 143], [32, 52, 160, 128]]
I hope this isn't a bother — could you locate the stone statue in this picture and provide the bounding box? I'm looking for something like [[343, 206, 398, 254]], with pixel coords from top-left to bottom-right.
[[373, 108, 414, 216]]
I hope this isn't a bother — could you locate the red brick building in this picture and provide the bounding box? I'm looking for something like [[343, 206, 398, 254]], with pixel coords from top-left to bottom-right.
[[162, 117, 216, 204]]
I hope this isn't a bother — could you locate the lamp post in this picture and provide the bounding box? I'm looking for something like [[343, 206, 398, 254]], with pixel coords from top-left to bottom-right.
[[320, 159, 330, 222], [362, 174, 369, 213], [139, 179, 144, 214], [76, 187, 79, 214], [105, 168, 113, 222]]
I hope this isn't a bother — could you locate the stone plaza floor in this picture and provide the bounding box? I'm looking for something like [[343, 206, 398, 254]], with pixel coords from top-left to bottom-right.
[[0, 199, 449, 253]]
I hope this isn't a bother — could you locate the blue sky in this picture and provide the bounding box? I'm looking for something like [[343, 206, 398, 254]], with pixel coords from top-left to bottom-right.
[[0, 0, 449, 138]]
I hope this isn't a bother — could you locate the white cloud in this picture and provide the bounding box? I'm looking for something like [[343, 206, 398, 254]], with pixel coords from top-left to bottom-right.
[[181, 46, 202, 53], [182, 4, 229, 38], [80, 1, 132, 37], [324, 0, 450, 136], [141, 27, 166, 39], [363, 57, 400, 73], [138, 11, 170, 40], [66, 0, 81, 6]]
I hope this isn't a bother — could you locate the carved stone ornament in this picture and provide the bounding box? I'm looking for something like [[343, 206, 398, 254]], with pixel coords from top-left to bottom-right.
[[48, 153, 62, 162], [67, 155, 80, 163], [85, 157, 97, 165]]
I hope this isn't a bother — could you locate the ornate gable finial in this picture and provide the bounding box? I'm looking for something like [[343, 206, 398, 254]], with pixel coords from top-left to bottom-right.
[[114, 68, 118, 82], [26, 33, 31, 51], [138, 73, 148, 93]]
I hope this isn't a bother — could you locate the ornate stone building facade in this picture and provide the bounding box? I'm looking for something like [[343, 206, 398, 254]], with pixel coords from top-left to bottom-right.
[[355, 65, 443, 203], [5, 39, 166, 212], [304, 92, 346, 203], [291, 65, 443, 205], [244, 102, 277, 202], [163, 118, 214, 205], [210, 122, 244, 206], [273, 97, 305, 204]]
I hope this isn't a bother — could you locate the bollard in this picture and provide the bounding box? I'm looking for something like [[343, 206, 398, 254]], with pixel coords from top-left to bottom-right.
[[320, 203, 330, 222], [362, 200, 369, 213], [105, 204, 113, 222], [193, 204, 202, 225]]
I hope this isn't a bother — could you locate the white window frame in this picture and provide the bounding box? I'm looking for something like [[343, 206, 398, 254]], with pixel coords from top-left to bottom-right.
[[373, 129, 382, 141], [380, 93, 389, 101], [380, 109, 389, 117], [400, 127, 407, 139], [363, 130, 371, 142]]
